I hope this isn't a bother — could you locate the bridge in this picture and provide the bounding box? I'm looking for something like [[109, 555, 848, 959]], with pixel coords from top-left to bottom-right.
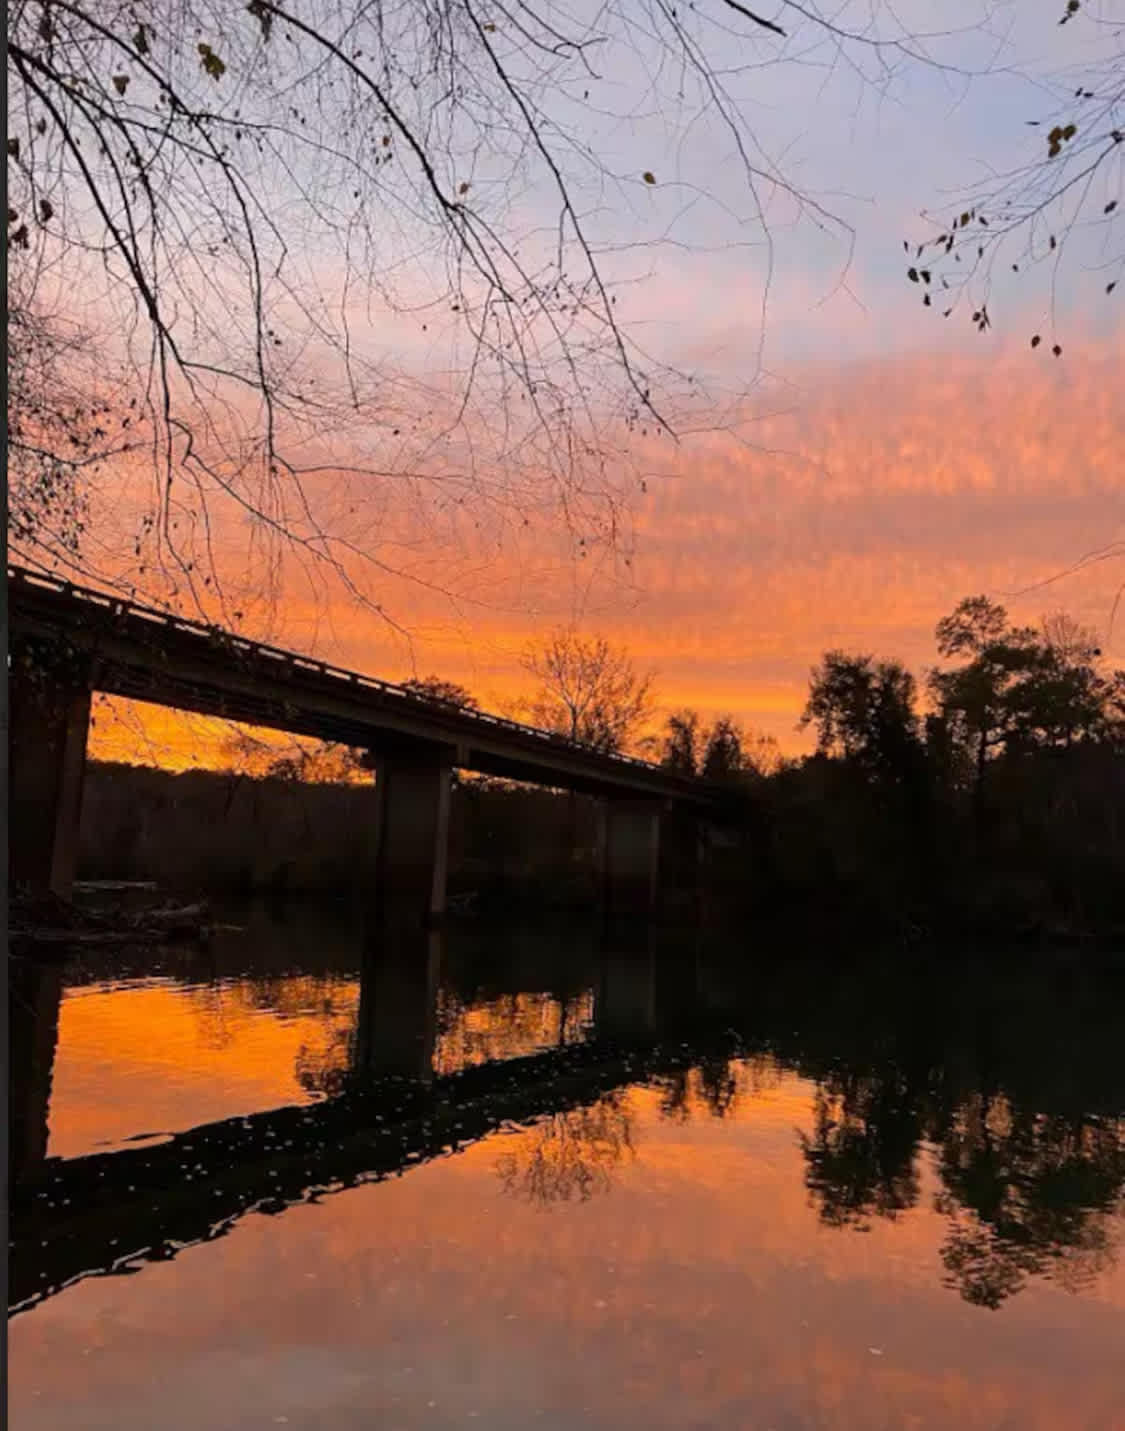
[[8, 566, 734, 918]]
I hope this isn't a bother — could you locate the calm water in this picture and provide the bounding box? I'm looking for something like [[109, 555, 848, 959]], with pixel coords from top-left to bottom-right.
[[8, 904, 1125, 1429]]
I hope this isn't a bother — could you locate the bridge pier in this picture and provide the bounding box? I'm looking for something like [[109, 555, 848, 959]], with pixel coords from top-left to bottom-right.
[[601, 795, 662, 919], [596, 928, 702, 1042], [353, 926, 442, 1081], [371, 740, 454, 927], [9, 958, 64, 1184], [9, 638, 92, 896]]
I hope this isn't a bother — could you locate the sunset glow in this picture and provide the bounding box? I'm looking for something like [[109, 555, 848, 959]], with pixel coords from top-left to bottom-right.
[[86, 339, 1124, 769]]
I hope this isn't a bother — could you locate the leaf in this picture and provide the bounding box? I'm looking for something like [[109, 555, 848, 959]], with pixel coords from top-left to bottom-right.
[[112, 74, 130, 96], [38, 198, 53, 223], [7, 137, 18, 160], [642, 171, 655, 185], [133, 25, 150, 55], [1053, 344, 1062, 356], [1031, 334, 1041, 348], [198, 43, 226, 81], [1105, 200, 1118, 214], [907, 267, 919, 282], [1106, 282, 1116, 294], [458, 181, 470, 195]]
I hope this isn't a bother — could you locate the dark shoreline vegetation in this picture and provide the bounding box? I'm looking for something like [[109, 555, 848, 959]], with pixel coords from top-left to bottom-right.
[[75, 596, 1125, 946]]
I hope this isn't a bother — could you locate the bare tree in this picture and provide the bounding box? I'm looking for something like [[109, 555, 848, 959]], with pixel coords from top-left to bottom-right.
[[905, 2, 1122, 348], [520, 629, 654, 753], [12, 1, 1090, 620], [8, 0, 1118, 652]]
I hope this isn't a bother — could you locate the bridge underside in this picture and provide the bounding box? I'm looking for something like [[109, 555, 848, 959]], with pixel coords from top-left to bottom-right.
[[8, 572, 730, 916]]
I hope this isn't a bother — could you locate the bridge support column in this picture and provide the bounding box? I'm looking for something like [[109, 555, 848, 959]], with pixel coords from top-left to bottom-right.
[[353, 926, 442, 1081], [596, 927, 700, 1042], [372, 740, 454, 927], [9, 958, 64, 1184], [602, 796, 662, 920], [9, 638, 92, 896]]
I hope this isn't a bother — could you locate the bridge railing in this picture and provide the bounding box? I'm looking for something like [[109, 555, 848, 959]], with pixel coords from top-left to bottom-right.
[[8, 565, 697, 786]]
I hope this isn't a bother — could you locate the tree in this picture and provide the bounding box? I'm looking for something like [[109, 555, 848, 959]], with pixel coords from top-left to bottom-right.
[[660, 707, 782, 781], [520, 630, 654, 754], [906, 3, 1123, 352], [9, 3, 1117, 608], [701, 716, 748, 784], [401, 676, 478, 711], [659, 710, 703, 776], [1006, 613, 1113, 750], [929, 597, 1039, 806], [800, 651, 921, 782], [220, 726, 365, 782]]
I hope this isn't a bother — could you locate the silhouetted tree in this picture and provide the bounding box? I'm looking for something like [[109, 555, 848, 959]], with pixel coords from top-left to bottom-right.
[[520, 631, 654, 754], [701, 716, 748, 785], [930, 597, 1123, 813], [401, 676, 479, 711], [659, 710, 702, 776], [929, 597, 1040, 812], [800, 651, 921, 784]]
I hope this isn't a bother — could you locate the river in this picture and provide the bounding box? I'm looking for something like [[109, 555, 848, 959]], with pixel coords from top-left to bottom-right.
[[8, 901, 1125, 1429]]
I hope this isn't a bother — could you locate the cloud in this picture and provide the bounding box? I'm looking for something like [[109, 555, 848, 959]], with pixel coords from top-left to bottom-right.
[[86, 338, 1123, 766]]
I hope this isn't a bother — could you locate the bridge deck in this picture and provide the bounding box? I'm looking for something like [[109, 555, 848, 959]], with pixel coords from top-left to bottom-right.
[[8, 566, 725, 806]]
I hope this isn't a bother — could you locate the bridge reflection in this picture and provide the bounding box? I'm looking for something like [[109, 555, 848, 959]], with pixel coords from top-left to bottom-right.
[[8, 920, 709, 1313], [10, 932, 1125, 1318]]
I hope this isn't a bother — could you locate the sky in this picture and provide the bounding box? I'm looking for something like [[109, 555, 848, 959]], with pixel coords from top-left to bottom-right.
[[56, 2, 1123, 767]]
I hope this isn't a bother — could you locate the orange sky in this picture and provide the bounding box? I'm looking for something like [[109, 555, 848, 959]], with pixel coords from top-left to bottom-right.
[[85, 336, 1124, 769]]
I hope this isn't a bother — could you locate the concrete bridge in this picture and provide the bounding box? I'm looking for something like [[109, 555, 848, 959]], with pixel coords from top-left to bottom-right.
[[8, 566, 735, 919]]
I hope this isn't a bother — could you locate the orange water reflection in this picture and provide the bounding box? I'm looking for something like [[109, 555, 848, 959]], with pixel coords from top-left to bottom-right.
[[43, 969, 596, 1158], [10, 929, 1125, 1429], [10, 1069, 1125, 1430]]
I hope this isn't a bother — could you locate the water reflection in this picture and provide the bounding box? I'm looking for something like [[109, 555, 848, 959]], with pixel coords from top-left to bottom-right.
[[9, 913, 1125, 1323], [495, 1093, 636, 1206]]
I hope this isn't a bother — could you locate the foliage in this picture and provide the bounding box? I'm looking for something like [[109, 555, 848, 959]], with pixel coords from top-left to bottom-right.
[[401, 676, 478, 711], [929, 597, 1122, 806], [800, 651, 922, 784], [905, 1, 1123, 349], [658, 708, 781, 782]]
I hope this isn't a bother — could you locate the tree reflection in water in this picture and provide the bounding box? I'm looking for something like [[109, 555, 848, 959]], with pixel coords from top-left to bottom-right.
[[495, 1092, 635, 1206], [798, 1068, 1125, 1308], [934, 1103, 1125, 1308], [12, 936, 1125, 1317], [800, 1073, 924, 1229]]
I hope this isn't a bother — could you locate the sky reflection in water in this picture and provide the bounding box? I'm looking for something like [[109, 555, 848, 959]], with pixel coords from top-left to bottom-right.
[[8, 910, 1125, 1430]]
